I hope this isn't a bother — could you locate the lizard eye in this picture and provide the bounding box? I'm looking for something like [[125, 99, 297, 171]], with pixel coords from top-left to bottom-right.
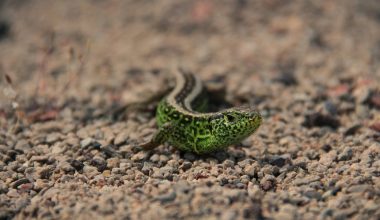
[[226, 114, 237, 122]]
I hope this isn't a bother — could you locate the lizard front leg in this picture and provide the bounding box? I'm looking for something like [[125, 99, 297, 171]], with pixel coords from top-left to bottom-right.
[[139, 123, 175, 150]]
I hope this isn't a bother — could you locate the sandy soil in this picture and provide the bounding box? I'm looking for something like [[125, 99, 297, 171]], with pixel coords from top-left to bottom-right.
[[0, 0, 380, 219]]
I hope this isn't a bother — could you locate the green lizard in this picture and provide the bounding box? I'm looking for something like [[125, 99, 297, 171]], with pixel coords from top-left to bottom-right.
[[140, 69, 262, 154]]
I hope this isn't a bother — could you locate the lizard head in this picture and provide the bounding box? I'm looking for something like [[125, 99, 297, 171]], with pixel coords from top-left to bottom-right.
[[210, 105, 262, 147]]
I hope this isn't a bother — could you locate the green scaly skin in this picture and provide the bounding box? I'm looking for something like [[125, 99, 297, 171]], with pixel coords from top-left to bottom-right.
[[140, 69, 262, 154]]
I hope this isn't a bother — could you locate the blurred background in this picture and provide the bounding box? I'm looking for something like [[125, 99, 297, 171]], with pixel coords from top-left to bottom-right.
[[1, 0, 379, 103]]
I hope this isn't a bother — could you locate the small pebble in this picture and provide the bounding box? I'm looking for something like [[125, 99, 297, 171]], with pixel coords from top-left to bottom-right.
[[180, 161, 192, 171], [69, 159, 84, 171], [106, 158, 120, 169], [114, 130, 129, 146], [337, 147, 353, 161], [223, 160, 235, 169], [11, 178, 30, 188], [80, 138, 94, 148], [303, 113, 340, 129]]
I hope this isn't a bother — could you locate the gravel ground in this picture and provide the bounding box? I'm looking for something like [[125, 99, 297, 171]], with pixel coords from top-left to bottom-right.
[[1, 0, 380, 219]]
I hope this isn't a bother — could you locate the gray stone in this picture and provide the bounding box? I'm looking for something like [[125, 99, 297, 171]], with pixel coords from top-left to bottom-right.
[[58, 161, 75, 173], [46, 133, 61, 144], [14, 140, 31, 152], [346, 184, 373, 193], [114, 130, 129, 146], [180, 161, 192, 171], [294, 175, 321, 186], [80, 138, 94, 148], [159, 155, 169, 163], [30, 155, 49, 163], [153, 191, 176, 203], [141, 162, 153, 175], [11, 178, 30, 188], [337, 147, 353, 161], [150, 154, 160, 163], [223, 160, 235, 168], [83, 165, 100, 177]]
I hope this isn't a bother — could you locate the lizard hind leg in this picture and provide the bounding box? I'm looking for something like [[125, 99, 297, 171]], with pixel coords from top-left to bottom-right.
[[139, 123, 174, 150]]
